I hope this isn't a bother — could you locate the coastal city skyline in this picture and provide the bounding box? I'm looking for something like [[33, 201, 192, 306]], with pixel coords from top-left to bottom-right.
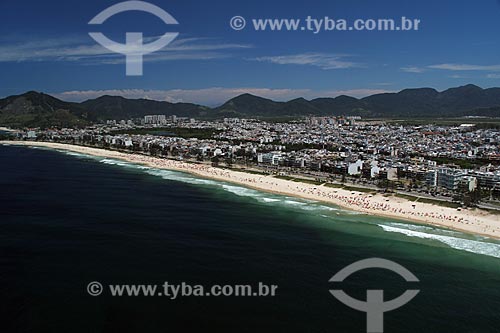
[[1, 1, 500, 332]]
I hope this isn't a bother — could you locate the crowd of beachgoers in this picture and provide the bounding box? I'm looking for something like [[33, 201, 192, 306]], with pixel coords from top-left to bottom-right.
[[2, 141, 499, 238], [121, 151, 499, 237]]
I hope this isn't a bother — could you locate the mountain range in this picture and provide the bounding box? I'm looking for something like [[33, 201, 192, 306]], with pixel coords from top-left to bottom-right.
[[1, 84, 500, 128]]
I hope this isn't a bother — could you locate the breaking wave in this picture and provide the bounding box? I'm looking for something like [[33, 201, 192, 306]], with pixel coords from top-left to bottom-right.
[[50, 151, 500, 260], [378, 223, 500, 259]]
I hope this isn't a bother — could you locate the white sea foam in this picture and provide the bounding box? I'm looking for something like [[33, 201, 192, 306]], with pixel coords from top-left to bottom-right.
[[122, 161, 345, 213], [100, 159, 121, 165], [261, 198, 281, 203], [284, 200, 307, 206], [384, 222, 462, 236], [47, 151, 500, 260], [378, 224, 500, 259], [63, 151, 89, 158], [319, 206, 339, 211], [221, 184, 261, 197], [85, 156, 345, 213], [83, 155, 500, 259], [145, 169, 217, 186], [342, 210, 365, 215]]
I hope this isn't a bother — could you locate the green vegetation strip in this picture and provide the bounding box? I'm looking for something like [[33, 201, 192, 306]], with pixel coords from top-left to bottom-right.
[[274, 175, 324, 185], [395, 193, 461, 208], [324, 183, 377, 194], [112, 127, 221, 140]]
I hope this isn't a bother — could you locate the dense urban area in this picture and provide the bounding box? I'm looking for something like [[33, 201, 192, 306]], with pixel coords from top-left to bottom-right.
[[5, 114, 500, 209]]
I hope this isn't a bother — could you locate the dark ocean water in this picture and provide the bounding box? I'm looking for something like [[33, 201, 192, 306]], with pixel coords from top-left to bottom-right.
[[1, 144, 500, 333]]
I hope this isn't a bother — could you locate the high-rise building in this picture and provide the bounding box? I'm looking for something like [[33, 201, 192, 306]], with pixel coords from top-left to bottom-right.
[[144, 115, 167, 125]]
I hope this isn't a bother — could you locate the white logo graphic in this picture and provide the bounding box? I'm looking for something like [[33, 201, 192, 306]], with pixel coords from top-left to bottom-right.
[[230, 16, 246, 30], [87, 281, 103, 296], [329, 258, 420, 333], [88, 1, 179, 76]]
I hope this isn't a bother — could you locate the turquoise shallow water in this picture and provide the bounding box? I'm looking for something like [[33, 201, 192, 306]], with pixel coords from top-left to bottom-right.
[[1, 144, 500, 332]]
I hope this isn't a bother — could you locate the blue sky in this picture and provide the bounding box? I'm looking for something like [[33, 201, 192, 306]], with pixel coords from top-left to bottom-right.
[[1, 0, 500, 105]]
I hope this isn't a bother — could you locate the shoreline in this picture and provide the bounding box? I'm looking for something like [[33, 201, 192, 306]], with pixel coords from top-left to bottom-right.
[[2, 140, 500, 240]]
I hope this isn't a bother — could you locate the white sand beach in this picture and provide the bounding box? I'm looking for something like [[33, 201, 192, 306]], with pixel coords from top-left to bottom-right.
[[3, 141, 500, 239]]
